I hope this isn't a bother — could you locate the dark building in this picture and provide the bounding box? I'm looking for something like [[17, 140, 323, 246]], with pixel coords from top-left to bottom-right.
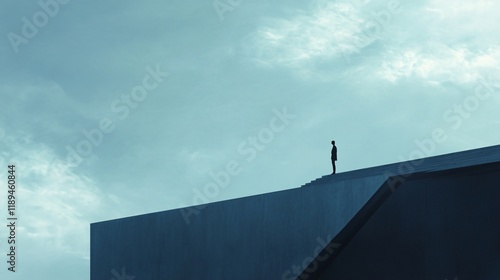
[[91, 145, 500, 280]]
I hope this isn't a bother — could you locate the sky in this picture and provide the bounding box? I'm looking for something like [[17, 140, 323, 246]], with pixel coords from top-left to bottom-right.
[[0, 0, 499, 279]]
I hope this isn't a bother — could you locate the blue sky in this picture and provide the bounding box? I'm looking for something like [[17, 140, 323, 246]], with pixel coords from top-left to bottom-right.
[[1, 0, 499, 279]]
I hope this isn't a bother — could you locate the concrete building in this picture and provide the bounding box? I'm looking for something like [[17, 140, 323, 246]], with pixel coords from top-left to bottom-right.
[[91, 145, 500, 279]]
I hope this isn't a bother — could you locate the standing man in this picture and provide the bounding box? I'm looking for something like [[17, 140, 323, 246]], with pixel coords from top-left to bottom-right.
[[331, 140, 337, 174]]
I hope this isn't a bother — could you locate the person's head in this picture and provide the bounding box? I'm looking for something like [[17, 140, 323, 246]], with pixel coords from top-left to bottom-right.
[[331, 140, 335, 145]]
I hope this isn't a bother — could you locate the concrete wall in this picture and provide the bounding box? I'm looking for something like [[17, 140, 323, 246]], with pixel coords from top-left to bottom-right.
[[91, 175, 383, 280], [91, 145, 500, 280], [319, 162, 500, 280]]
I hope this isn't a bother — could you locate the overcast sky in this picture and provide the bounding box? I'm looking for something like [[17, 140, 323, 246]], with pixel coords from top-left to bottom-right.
[[1, 0, 499, 279]]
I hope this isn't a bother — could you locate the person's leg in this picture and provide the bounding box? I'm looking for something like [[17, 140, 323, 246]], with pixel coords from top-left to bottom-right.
[[332, 160, 336, 174]]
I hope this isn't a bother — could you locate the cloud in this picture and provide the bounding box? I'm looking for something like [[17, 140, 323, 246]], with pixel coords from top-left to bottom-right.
[[242, 1, 378, 72], [242, 0, 500, 85], [372, 0, 500, 85], [377, 45, 500, 84], [424, 0, 499, 25], [0, 131, 113, 259]]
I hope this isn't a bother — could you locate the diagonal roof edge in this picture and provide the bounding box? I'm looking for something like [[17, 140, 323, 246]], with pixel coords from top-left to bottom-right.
[[302, 144, 500, 188]]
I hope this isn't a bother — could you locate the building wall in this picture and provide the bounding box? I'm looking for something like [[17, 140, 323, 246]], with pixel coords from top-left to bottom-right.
[[319, 163, 500, 280], [91, 175, 384, 280], [91, 146, 500, 280]]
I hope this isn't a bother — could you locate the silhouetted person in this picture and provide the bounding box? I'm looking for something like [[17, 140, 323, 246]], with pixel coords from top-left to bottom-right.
[[331, 141, 337, 174]]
